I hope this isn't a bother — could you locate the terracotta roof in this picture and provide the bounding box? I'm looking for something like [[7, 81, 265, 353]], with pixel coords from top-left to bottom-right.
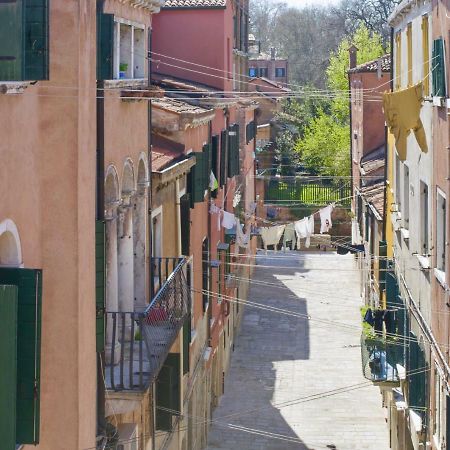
[[163, 0, 226, 8], [348, 54, 391, 74], [360, 182, 385, 218], [152, 96, 212, 115], [152, 149, 179, 172]]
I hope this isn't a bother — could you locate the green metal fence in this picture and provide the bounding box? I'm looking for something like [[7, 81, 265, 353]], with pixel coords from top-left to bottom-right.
[[262, 177, 352, 206]]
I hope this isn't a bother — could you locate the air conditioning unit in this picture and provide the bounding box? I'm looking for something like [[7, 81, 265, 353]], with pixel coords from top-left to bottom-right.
[[117, 424, 138, 450]]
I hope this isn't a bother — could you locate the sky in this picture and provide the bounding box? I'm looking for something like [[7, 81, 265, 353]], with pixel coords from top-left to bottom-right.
[[274, 0, 341, 7]]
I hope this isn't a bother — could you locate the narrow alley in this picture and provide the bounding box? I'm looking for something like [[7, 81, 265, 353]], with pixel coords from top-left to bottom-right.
[[206, 251, 390, 450]]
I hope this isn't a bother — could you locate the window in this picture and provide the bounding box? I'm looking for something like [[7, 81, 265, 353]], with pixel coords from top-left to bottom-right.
[[422, 15, 430, 96], [436, 191, 446, 273], [246, 121, 256, 144], [202, 238, 209, 312], [434, 370, 442, 442], [113, 20, 145, 79], [249, 67, 257, 77], [152, 212, 162, 259], [0, 0, 49, 81], [0, 268, 42, 446], [259, 67, 268, 77], [228, 124, 240, 178], [187, 144, 210, 206], [395, 156, 401, 208], [403, 166, 410, 228], [395, 31, 402, 90], [407, 23, 413, 86], [275, 67, 286, 78], [155, 353, 181, 431], [420, 182, 429, 254], [432, 38, 447, 97]]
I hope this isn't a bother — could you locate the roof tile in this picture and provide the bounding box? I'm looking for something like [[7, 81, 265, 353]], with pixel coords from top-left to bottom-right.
[[163, 0, 226, 8]]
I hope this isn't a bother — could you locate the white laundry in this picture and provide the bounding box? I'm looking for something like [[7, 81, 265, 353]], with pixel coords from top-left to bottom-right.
[[259, 225, 286, 251], [294, 215, 314, 249], [319, 205, 334, 234], [234, 219, 252, 256], [210, 204, 221, 231], [283, 223, 297, 251], [221, 210, 236, 230]]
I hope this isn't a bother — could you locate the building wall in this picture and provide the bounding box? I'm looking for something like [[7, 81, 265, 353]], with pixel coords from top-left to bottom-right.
[[429, 0, 450, 447], [0, 1, 97, 449], [152, 8, 230, 91], [248, 58, 288, 86]]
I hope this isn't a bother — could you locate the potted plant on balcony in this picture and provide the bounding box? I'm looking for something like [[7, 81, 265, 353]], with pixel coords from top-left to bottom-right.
[[119, 63, 128, 79]]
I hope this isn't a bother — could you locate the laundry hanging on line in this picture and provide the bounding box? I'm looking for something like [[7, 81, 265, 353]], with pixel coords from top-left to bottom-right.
[[221, 210, 237, 230], [234, 219, 252, 257], [260, 225, 286, 252], [294, 215, 314, 249], [319, 204, 334, 234], [283, 223, 297, 251], [209, 203, 222, 231]]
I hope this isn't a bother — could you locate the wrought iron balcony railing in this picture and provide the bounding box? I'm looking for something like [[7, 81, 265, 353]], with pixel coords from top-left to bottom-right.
[[361, 333, 401, 385], [105, 257, 191, 391]]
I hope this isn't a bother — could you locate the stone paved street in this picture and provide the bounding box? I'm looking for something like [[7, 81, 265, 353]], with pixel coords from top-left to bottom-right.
[[206, 251, 390, 450]]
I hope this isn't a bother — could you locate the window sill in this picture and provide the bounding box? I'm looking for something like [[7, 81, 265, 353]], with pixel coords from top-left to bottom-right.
[[433, 96, 445, 108], [400, 228, 410, 240], [434, 268, 447, 288], [415, 255, 430, 270], [0, 81, 31, 95], [104, 78, 147, 88]]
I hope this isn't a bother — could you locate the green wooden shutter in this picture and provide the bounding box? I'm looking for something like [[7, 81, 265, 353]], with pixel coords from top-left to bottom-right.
[[211, 136, 219, 198], [155, 353, 181, 431], [96, 8, 114, 81], [96, 220, 106, 352], [432, 38, 446, 97], [408, 337, 427, 414], [378, 241, 387, 292], [228, 124, 240, 177], [0, 285, 18, 450], [0, 268, 42, 445], [0, 0, 49, 81], [202, 143, 211, 192], [220, 130, 227, 187], [0, 1, 24, 80], [180, 194, 191, 255], [188, 153, 206, 205], [182, 321, 190, 374], [24, 0, 49, 80]]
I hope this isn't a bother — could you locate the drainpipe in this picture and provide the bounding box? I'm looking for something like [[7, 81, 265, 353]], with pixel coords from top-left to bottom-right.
[[96, 1, 106, 440], [147, 25, 156, 450], [383, 28, 395, 243]]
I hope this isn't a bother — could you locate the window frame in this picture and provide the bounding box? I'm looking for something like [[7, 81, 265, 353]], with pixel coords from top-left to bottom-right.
[[436, 189, 446, 275], [275, 67, 286, 78], [113, 18, 146, 80]]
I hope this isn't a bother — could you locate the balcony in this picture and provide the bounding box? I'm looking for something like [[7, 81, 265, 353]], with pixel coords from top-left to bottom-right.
[[105, 257, 191, 391], [360, 333, 401, 386]]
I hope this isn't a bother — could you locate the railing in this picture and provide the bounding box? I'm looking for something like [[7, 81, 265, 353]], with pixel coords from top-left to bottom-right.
[[360, 333, 401, 385], [151, 257, 183, 299], [105, 257, 191, 391], [261, 176, 351, 206]]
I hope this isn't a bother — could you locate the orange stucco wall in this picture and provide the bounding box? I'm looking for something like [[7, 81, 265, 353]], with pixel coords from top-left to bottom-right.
[[152, 8, 231, 91], [0, 1, 97, 449]]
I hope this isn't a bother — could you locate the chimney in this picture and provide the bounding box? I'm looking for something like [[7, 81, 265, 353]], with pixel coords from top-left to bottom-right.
[[348, 44, 358, 70], [270, 47, 276, 60]]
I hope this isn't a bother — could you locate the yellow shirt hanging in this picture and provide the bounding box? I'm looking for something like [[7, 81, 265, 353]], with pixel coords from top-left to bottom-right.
[[382, 82, 428, 161]]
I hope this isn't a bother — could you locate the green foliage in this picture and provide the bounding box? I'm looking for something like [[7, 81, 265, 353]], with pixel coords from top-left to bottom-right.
[[295, 111, 350, 176], [327, 25, 386, 120], [276, 86, 331, 138], [275, 130, 298, 176], [293, 25, 385, 176]]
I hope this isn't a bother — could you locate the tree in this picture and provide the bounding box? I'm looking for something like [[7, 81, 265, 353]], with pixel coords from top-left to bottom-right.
[[295, 111, 350, 176], [334, 0, 401, 45], [249, 0, 286, 54], [275, 130, 298, 176], [294, 25, 385, 177], [327, 24, 386, 120]]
